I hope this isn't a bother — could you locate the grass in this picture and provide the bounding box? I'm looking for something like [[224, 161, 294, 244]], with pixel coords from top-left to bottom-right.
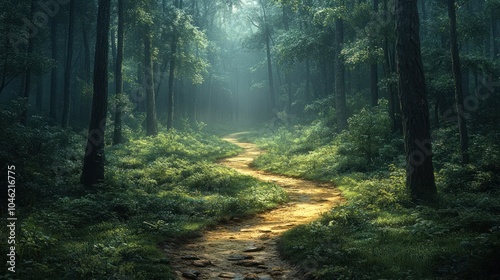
[[243, 121, 500, 280], [0, 113, 288, 280]]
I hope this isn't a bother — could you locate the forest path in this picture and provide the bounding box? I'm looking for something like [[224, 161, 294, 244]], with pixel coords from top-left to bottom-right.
[[167, 132, 344, 280]]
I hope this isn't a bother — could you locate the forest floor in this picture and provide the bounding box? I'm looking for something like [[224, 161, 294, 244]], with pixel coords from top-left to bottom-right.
[[165, 132, 344, 280]]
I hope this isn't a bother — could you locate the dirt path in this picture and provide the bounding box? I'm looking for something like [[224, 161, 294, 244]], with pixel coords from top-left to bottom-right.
[[166, 132, 343, 280]]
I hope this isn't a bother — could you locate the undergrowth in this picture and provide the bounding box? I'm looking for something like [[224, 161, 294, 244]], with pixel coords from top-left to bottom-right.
[[244, 103, 500, 280], [0, 108, 287, 280]]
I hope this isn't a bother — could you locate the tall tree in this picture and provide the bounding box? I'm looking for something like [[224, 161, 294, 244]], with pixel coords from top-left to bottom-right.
[[61, 0, 76, 128], [113, 0, 125, 145], [49, 16, 58, 122], [370, 0, 379, 107], [265, 22, 276, 117], [167, 0, 181, 130], [335, 16, 347, 131], [81, 0, 111, 186], [145, 25, 158, 136], [20, 0, 35, 125], [447, 0, 469, 164], [395, 0, 437, 201]]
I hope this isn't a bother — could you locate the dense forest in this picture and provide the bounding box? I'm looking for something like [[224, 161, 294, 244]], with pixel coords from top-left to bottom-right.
[[1, 0, 499, 279]]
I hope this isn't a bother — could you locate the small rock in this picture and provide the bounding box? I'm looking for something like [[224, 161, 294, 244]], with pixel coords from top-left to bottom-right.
[[219, 272, 236, 278], [258, 229, 272, 233], [182, 270, 200, 279], [236, 260, 265, 267], [181, 255, 200, 260], [240, 229, 253, 232], [258, 234, 271, 240], [227, 254, 254, 261], [270, 267, 284, 276], [243, 246, 264, 252], [243, 273, 259, 280], [192, 259, 211, 267]]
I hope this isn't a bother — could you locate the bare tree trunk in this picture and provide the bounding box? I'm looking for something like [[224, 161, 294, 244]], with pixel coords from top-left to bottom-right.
[[395, 0, 437, 201], [81, 0, 111, 186], [335, 17, 347, 131], [492, 9, 499, 58], [370, 0, 379, 107], [82, 25, 91, 82], [145, 27, 158, 136], [62, 0, 75, 128], [49, 17, 58, 122], [167, 0, 183, 129], [20, 0, 35, 125], [35, 75, 43, 111], [113, 0, 125, 145], [265, 25, 276, 118], [448, 0, 469, 164], [167, 41, 177, 130]]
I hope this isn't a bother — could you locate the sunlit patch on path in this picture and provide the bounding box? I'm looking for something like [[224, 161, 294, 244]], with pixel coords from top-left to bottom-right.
[[166, 132, 344, 279]]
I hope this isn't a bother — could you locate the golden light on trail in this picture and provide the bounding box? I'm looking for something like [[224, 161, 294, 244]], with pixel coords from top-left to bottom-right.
[[167, 133, 344, 279]]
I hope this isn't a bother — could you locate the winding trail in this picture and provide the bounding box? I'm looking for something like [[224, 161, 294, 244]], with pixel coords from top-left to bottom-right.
[[166, 132, 344, 280]]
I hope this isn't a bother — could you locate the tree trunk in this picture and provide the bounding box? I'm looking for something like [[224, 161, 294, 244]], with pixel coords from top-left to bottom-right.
[[335, 17, 348, 131], [447, 0, 469, 164], [145, 27, 158, 136], [82, 15, 91, 82], [20, 0, 35, 125], [167, 37, 177, 130], [113, 0, 124, 145], [49, 17, 58, 122], [492, 9, 499, 58], [371, 0, 379, 107], [81, 0, 111, 186], [62, 0, 75, 128], [383, 0, 401, 132], [395, 0, 437, 201], [265, 25, 276, 118], [36, 75, 43, 111], [370, 63, 378, 106]]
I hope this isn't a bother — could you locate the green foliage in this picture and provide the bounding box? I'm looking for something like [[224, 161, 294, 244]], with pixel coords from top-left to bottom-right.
[[0, 115, 288, 279], [249, 111, 500, 279], [334, 100, 399, 172], [252, 101, 401, 177]]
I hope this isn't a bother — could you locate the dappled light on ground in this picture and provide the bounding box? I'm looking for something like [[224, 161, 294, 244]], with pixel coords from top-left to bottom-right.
[[166, 132, 344, 279]]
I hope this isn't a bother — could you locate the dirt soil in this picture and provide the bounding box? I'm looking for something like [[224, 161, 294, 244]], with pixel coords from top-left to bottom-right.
[[166, 132, 344, 280]]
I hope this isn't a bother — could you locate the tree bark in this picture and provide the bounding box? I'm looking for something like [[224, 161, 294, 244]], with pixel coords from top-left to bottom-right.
[[447, 0, 469, 164], [167, 37, 177, 130], [35, 75, 43, 111], [81, 11, 91, 82], [113, 0, 125, 145], [395, 0, 437, 201], [370, 0, 379, 107], [265, 25, 276, 118], [62, 0, 76, 128], [335, 17, 347, 131], [492, 9, 499, 58], [145, 27, 158, 136], [20, 0, 35, 125], [49, 17, 58, 122], [81, 0, 111, 186]]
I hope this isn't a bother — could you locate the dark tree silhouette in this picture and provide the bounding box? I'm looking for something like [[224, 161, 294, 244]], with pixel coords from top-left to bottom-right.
[[335, 16, 347, 131], [395, 0, 437, 201], [61, 0, 75, 128], [447, 0, 469, 164], [81, 0, 111, 186], [113, 0, 125, 145]]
